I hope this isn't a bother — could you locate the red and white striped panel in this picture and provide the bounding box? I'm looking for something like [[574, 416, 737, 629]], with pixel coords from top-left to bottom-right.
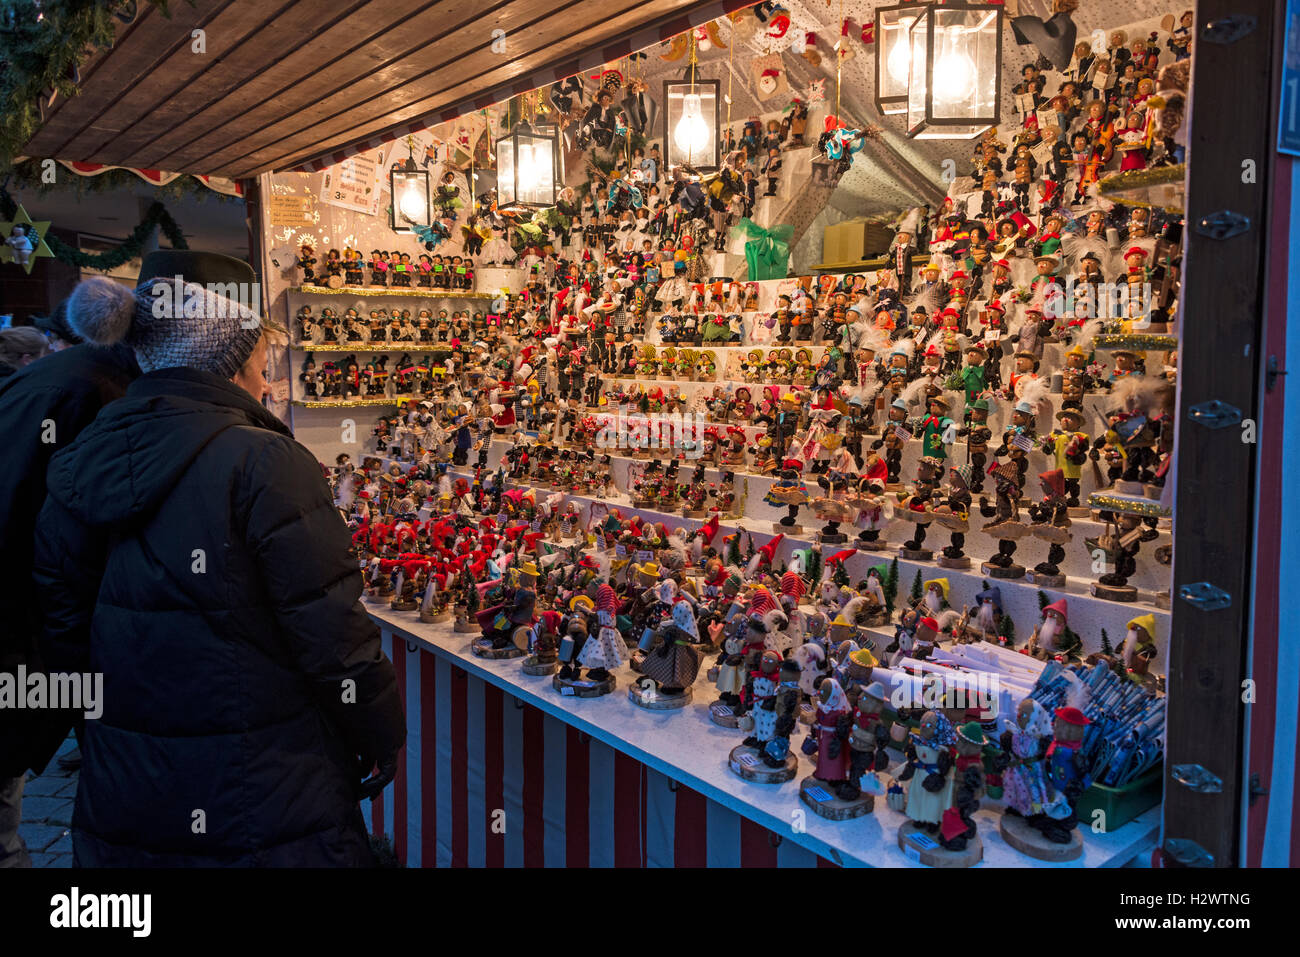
[[375, 634, 840, 867]]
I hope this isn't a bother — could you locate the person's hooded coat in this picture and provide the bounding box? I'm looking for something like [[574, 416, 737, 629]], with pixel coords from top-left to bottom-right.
[[34, 367, 404, 866]]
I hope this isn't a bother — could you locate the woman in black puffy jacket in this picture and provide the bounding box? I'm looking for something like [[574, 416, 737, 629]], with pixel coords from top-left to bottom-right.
[[34, 273, 405, 867]]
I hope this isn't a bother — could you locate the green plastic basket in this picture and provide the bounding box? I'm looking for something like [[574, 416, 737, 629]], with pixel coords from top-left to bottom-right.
[[1076, 765, 1163, 832]]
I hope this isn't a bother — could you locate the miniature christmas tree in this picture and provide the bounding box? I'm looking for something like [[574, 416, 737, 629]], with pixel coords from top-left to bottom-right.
[[806, 547, 823, 584], [884, 558, 899, 613], [743, 532, 756, 565], [998, 615, 1015, 646], [726, 533, 742, 568], [833, 562, 850, 588], [910, 569, 923, 605], [1100, 628, 1114, 656], [1037, 589, 1049, 612]]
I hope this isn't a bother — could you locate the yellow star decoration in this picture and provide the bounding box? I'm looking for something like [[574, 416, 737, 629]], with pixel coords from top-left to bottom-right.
[[0, 204, 54, 274]]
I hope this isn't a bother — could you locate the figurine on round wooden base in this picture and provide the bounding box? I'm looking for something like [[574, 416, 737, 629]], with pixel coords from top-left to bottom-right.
[[628, 678, 693, 710], [1025, 564, 1066, 587], [799, 775, 873, 819], [709, 701, 740, 728], [728, 744, 797, 783], [390, 596, 419, 612], [453, 616, 480, 633], [982, 561, 1025, 580], [897, 822, 983, 868], [900, 546, 934, 562], [854, 536, 889, 551], [520, 654, 557, 676], [936, 553, 970, 570], [817, 527, 848, 545], [552, 672, 616, 697], [1067, 506, 1092, 519], [999, 812, 1083, 862], [774, 522, 803, 535], [471, 637, 525, 660], [1090, 581, 1138, 602], [419, 607, 453, 624], [683, 509, 707, 519]]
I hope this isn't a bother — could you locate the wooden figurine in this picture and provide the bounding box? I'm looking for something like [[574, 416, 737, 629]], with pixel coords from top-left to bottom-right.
[[1026, 469, 1073, 587], [799, 677, 873, 819], [979, 461, 1029, 579], [731, 650, 799, 782]]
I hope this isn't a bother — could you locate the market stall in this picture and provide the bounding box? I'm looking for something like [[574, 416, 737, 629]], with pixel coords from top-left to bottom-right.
[[14, 0, 1289, 868]]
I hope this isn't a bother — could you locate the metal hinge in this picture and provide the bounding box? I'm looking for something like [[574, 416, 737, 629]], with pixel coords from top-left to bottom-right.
[[1187, 399, 1242, 429], [1249, 773, 1268, 806], [1172, 763, 1224, 793], [1201, 16, 1257, 44], [1195, 210, 1251, 240], [1164, 837, 1216, 867], [1267, 356, 1287, 392], [1179, 582, 1233, 611]]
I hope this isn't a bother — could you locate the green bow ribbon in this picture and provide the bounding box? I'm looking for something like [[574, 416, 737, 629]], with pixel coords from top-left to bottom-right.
[[733, 217, 793, 281]]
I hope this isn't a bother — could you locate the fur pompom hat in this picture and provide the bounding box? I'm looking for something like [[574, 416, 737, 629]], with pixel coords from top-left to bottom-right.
[[66, 251, 278, 379]]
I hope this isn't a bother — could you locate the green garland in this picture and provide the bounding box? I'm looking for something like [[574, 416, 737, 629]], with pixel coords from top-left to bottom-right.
[[1, 184, 188, 268], [1, 1, 177, 168]]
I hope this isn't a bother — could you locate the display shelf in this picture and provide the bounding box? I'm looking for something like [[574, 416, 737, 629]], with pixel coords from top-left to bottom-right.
[[366, 602, 1159, 869], [439, 460, 1172, 663], [1096, 164, 1186, 212], [1088, 490, 1172, 519], [292, 396, 408, 408], [1092, 333, 1180, 352], [290, 341, 457, 352], [290, 284, 497, 299]]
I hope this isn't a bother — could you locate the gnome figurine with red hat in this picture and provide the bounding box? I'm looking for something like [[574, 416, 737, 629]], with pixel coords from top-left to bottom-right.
[[1034, 707, 1093, 845], [1028, 597, 1081, 662]]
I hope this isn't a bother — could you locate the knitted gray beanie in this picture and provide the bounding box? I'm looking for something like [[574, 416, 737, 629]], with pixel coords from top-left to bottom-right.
[[68, 275, 264, 378]]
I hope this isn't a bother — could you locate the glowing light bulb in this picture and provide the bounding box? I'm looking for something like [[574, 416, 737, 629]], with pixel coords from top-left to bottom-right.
[[886, 25, 913, 86], [933, 46, 975, 105], [673, 93, 711, 159], [399, 180, 425, 221]]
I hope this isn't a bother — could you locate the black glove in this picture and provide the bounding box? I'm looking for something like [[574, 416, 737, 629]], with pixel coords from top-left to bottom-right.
[[358, 751, 399, 801]]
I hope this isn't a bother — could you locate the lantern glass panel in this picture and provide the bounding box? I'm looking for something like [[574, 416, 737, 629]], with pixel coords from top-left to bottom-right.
[[390, 167, 430, 232], [496, 134, 517, 205], [663, 79, 720, 172], [496, 124, 560, 208], [907, 4, 1002, 140], [875, 5, 920, 115]]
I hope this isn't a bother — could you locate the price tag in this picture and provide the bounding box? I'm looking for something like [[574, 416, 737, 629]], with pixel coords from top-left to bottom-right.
[[712, 704, 733, 717], [908, 830, 939, 850], [804, 785, 834, 803], [736, 752, 759, 767], [903, 843, 922, 864], [1013, 432, 1035, 452], [635, 549, 653, 562], [560, 685, 575, 696], [615, 544, 627, 558], [894, 426, 912, 442]]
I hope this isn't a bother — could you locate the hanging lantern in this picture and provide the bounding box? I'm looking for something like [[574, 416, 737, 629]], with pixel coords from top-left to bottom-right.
[[906, 2, 1003, 140], [663, 77, 721, 173], [389, 140, 431, 234], [874, 4, 922, 116], [495, 120, 564, 209]]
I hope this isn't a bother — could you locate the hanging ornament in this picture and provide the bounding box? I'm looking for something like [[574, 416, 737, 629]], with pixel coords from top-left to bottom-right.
[[861, 22, 875, 44], [0, 204, 54, 274], [767, 12, 791, 39], [752, 55, 787, 100], [834, 19, 855, 64], [806, 78, 828, 105], [661, 34, 689, 60]]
